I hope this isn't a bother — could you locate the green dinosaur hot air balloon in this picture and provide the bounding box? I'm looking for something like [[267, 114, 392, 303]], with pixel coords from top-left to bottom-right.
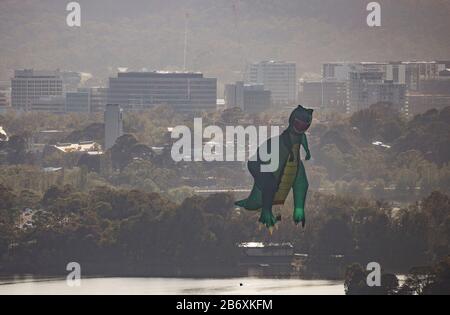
[[235, 105, 313, 229]]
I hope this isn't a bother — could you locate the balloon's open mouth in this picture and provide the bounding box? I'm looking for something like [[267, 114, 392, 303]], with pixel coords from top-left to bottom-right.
[[293, 118, 310, 133]]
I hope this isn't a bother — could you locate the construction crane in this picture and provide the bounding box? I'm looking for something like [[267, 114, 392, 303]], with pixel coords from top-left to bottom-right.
[[183, 12, 190, 72], [231, 0, 246, 77]]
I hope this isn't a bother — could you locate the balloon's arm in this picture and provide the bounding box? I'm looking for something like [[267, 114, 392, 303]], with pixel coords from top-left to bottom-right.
[[302, 133, 311, 161]]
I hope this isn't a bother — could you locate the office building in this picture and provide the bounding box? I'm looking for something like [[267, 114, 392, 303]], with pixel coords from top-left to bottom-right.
[[65, 87, 108, 113], [407, 69, 450, 116], [403, 61, 446, 91], [323, 63, 355, 81], [108, 71, 217, 113], [225, 81, 272, 113], [30, 96, 66, 114], [347, 71, 406, 113], [90, 87, 108, 113], [407, 93, 450, 116], [323, 61, 447, 91], [0, 81, 9, 112], [11, 69, 63, 111], [104, 104, 123, 150], [417, 77, 450, 95], [314, 61, 439, 113], [300, 80, 347, 111], [60, 71, 82, 92], [66, 89, 90, 113], [0, 91, 8, 112], [245, 61, 297, 105], [243, 84, 272, 113], [225, 81, 245, 109]]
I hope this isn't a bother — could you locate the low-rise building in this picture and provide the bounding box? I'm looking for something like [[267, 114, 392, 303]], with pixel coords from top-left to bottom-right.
[[238, 242, 294, 277], [0, 126, 8, 142], [53, 141, 102, 154], [31, 96, 66, 114]]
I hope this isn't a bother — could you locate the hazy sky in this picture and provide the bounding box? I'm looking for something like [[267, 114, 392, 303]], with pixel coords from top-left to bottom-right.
[[1, 0, 449, 85]]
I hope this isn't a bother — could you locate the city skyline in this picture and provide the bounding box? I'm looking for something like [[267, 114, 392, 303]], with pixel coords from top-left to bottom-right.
[[0, 0, 449, 297], [3, 57, 449, 116]]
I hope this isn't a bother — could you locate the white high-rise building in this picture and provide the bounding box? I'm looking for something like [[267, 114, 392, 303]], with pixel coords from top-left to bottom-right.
[[245, 61, 297, 105], [104, 104, 123, 150], [11, 69, 63, 111]]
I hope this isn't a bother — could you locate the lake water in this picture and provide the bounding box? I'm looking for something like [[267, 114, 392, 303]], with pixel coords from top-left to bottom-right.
[[0, 277, 344, 295]]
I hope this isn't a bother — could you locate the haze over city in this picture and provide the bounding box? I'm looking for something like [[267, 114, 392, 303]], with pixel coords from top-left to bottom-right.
[[1, 0, 450, 87], [0, 0, 449, 297]]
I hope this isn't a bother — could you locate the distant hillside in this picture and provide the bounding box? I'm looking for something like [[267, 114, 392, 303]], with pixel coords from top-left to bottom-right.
[[1, 0, 450, 88]]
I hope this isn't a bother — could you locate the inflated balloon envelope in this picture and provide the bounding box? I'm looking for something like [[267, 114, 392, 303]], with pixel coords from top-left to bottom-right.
[[235, 105, 313, 231]]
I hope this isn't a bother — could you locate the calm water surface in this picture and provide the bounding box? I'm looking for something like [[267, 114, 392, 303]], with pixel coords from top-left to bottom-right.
[[0, 277, 344, 295]]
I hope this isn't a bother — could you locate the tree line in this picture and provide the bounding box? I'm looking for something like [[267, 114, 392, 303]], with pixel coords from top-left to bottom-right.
[[0, 182, 448, 281]]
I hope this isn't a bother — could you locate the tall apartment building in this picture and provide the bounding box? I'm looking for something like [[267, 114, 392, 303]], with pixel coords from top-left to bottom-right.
[[104, 104, 123, 150], [224, 81, 271, 113], [11, 69, 63, 111], [108, 72, 217, 113], [347, 71, 406, 113], [245, 61, 297, 105]]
